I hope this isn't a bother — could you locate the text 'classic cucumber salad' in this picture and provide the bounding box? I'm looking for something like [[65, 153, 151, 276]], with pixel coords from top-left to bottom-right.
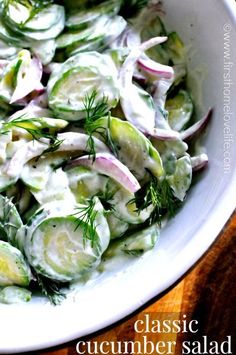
[[0, 0, 211, 304]]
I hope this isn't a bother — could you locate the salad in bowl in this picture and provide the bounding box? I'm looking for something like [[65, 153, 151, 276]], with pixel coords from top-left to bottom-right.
[[0, 0, 211, 305]]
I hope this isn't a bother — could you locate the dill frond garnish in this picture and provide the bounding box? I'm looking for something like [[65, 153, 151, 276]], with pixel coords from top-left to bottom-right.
[[129, 174, 181, 226], [83, 90, 109, 161], [32, 272, 67, 306], [0, 116, 63, 155], [96, 184, 115, 212], [73, 198, 99, 249]]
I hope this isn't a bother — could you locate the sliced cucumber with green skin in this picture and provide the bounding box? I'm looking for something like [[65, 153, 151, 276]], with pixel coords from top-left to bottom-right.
[[105, 224, 159, 258], [66, 0, 121, 30], [48, 52, 120, 121], [0, 38, 19, 59], [67, 37, 104, 57], [122, 225, 159, 256], [106, 212, 129, 240], [0, 286, 31, 304], [68, 25, 128, 57], [167, 155, 192, 201], [0, 57, 21, 103], [141, 16, 169, 65], [60, 15, 126, 56], [66, 9, 101, 31], [165, 32, 186, 65], [31, 168, 76, 206], [0, 49, 37, 104], [31, 39, 56, 66], [22, 5, 64, 32], [21, 152, 70, 191], [0, 241, 31, 287], [93, 116, 164, 180], [0, 17, 27, 47], [110, 187, 153, 224], [0, 195, 23, 245], [67, 166, 108, 203], [56, 26, 94, 49], [24, 199, 110, 282], [3, 3, 65, 41], [166, 90, 193, 132]]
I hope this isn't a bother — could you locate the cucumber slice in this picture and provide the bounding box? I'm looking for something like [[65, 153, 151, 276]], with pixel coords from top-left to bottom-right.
[[31, 39, 56, 66], [23, 5, 64, 32], [31, 168, 76, 205], [106, 212, 129, 240], [56, 27, 94, 49], [48, 52, 120, 120], [67, 38, 104, 57], [165, 32, 186, 65], [66, 10, 101, 31], [110, 187, 153, 224], [105, 225, 159, 258], [0, 241, 31, 287], [0, 286, 31, 304], [66, 0, 121, 30], [167, 155, 192, 201], [0, 17, 27, 47], [0, 195, 23, 245], [24, 198, 110, 282], [0, 38, 19, 59], [0, 49, 39, 104], [67, 166, 108, 203], [166, 90, 193, 131], [93, 116, 164, 179], [141, 16, 169, 65], [3, 3, 65, 41], [21, 151, 70, 191], [121, 225, 159, 256], [58, 15, 126, 58]]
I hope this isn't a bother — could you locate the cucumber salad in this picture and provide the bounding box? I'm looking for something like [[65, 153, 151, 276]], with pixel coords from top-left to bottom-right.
[[0, 0, 211, 305]]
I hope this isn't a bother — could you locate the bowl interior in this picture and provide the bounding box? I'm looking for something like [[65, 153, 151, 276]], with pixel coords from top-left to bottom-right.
[[0, 0, 236, 353]]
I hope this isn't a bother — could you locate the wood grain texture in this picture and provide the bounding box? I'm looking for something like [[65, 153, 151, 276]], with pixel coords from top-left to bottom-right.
[[37, 213, 236, 355]]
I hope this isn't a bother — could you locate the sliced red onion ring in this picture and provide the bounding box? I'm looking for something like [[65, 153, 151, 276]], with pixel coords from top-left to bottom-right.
[[138, 54, 174, 80], [149, 128, 180, 141], [10, 57, 43, 104], [191, 153, 209, 172], [181, 108, 213, 141], [67, 153, 141, 194], [120, 36, 168, 134]]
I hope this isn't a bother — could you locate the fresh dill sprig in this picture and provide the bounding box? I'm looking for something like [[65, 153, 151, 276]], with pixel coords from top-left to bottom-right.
[[119, 0, 149, 19], [96, 184, 115, 212], [83, 90, 109, 161], [1, 116, 63, 155], [32, 272, 67, 306], [129, 174, 181, 226], [73, 198, 99, 249]]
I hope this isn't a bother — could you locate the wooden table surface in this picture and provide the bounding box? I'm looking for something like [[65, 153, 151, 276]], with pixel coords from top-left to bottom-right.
[[36, 212, 236, 355]]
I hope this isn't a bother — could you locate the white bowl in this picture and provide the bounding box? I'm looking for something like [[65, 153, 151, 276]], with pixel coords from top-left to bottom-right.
[[1, 0, 236, 353]]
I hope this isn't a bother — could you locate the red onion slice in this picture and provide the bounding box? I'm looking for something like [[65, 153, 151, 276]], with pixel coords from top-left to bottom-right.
[[181, 108, 213, 141], [67, 153, 141, 193], [138, 54, 174, 80], [191, 153, 209, 172]]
